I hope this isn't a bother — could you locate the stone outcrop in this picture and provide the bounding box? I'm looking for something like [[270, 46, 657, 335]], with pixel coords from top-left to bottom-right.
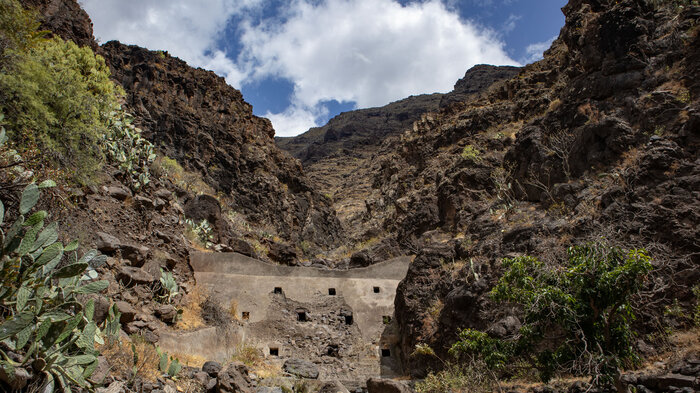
[[276, 65, 520, 238], [351, 0, 700, 377], [99, 41, 343, 249], [20, 0, 97, 49]]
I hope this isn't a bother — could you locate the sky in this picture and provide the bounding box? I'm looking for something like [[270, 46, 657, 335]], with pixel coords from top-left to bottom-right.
[[81, 0, 566, 137]]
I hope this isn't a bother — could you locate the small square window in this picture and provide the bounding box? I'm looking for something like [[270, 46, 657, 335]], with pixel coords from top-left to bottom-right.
[[381, 348, 391, 357], [242, 311, 250, 320], [269, 347, 279, 356], [274, 287, 282, 294], [297, 311, 307, 322], [328, 288, 336, 295], [373, 286, 380, 293], [345, 315, 353, 325]]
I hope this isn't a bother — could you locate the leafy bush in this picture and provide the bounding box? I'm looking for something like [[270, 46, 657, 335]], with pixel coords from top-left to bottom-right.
[[460, 145, 482, 163], [0, 32, 123, 184], [0, 180, 117, 392], [0, 0, 157, 189], [451, 242, 653, 392]]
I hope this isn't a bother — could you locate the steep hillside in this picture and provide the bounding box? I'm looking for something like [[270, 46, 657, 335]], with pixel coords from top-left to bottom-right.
[[277, 65, 520, 241], [99, 42, 343, 251], [350, 0, 700, 377], [17, 0, 343, 255]]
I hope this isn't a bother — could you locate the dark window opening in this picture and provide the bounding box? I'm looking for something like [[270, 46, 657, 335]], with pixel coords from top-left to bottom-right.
[[274, 287, 282, 294], [242, 311, 250, 320], [344, 315, 353, 325], [381, 348, 391, 357], [383, 315, 392, 324], [373, 286, 380, 293], [269, 347, 279, 356], [297, 311, 307, 322], [328, 288, 336, 296]]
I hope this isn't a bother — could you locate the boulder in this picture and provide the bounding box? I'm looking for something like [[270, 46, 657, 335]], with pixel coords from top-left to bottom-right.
[[120, 244, 149, 267], [318, 381, 350, 393], [230, 238, 256, 258], [155, 305, 178, 324], [267, 241, 297, 265], [96, 232, 122, 253], [88, 356, 111, 385], [115, 301, 137, 324], [366, 378, 413, 393], [217, 362, 253, 393], [134, 195, 155, 209], [105, 186, 131, 201], [154, 188, 173, 200], [349, 250, 373, 268], [283, 358, 319, 379], [203, 360, 222, 377], [116, 266, 154, 287]]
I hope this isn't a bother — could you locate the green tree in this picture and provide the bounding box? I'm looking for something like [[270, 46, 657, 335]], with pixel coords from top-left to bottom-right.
[[451, 242, 653, 393], [0, 0, 124, 184]]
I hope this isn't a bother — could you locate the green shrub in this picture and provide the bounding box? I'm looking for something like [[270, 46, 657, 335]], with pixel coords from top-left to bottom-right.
[[415, 362, 493, 393], [0, 179, 118, 391], [451, 242, 653, 392], [0, 0, 125, 185], [460, 145, 482, 163]]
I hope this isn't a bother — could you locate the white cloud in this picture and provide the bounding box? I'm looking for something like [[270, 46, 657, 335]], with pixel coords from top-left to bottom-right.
[[239, 0, 518, 135], [521, 36, 556, 64], [80, 0, 258, 87], [81, 0, 519, 136], [265, 104, 329, 137]]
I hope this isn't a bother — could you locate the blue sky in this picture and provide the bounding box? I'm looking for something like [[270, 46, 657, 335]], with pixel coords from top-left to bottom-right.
[[82, 0, 566, 136]]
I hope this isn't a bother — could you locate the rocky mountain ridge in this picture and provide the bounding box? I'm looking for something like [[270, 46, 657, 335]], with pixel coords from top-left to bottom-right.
[[277, 65, 520, 241]]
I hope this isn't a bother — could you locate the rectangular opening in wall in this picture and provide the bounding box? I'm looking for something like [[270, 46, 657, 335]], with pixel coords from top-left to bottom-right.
[[373, 286, 380, 293], [381, 348, 391, 357], [328, 288, 336, 296], [345, 315, 353, 325], [242, 311, 250, 320], [383, 315, 392, 324], [297, 311, 307, 322], [274, 287, 282, 294], [269, 347, 279, 356]]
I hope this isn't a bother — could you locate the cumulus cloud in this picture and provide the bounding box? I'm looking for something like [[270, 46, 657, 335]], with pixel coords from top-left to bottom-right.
[[521, 36, 557, 64], [80, 0, 259, 87], [239, 0, 517, 135], [81, 0, 519, 136]]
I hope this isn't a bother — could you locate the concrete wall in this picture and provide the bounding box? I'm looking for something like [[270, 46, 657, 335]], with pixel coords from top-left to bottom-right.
[[160, 252, 412, 380]]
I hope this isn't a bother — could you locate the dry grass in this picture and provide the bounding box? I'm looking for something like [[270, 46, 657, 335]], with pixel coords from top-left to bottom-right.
[[172, 352, 208, 369], [231, 345, 281, 379], [100, 335, 161, 383], [176, 285, 205, 331]]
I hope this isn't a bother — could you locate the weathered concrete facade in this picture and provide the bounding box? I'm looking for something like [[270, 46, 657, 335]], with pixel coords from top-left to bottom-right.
[[160, 252, 411, 381]]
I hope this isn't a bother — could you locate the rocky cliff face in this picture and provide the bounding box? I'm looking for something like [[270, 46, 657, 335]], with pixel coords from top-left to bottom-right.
[[18, 0, 343, 253], [277, 65, 520, 240], [99, 42, 342, 249], [357, 0, 700, 376], [20, 0, 97, 49]]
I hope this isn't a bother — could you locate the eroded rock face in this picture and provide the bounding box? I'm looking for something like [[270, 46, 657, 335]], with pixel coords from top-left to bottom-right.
[[362, 0, 700, 376], [99, 41, 343, 250], [20, 0, 97, 49]]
